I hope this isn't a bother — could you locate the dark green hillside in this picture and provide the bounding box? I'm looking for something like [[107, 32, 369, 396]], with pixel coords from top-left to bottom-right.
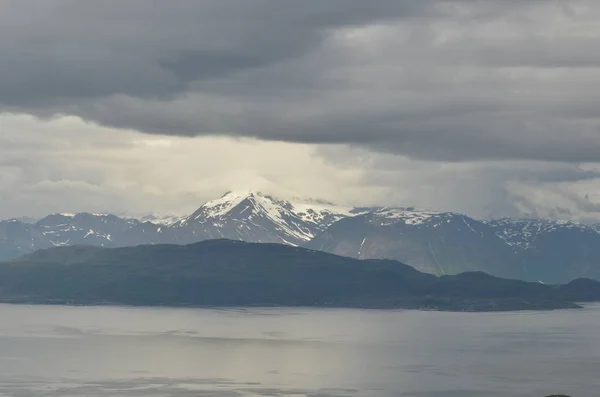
[[1, 239, 598, 311]]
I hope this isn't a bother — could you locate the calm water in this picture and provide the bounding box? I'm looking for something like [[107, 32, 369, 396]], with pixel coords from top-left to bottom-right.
[[0, 304, 598, 396]]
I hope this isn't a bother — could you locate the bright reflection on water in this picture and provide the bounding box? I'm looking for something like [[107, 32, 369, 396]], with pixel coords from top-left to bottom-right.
[[0, 304, 598, 396]]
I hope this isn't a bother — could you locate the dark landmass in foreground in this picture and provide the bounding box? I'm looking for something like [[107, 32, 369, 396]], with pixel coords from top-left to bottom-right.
[[1, 240, 599, 312]]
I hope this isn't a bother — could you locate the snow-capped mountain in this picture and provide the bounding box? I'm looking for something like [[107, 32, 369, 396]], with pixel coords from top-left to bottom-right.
[[168, 191, 364, 246], [287, 197, 366, 228], [0, 213, 141, 261], [485, 218, 600, 283], [36, 213, 140, 247], [0, 191, 366, 261], [4, 191, 600, 283], [306, 210, 600, 282], [485, 218, 596, 251], [305, 207, 523, 279], [138, 214, 187, 226]]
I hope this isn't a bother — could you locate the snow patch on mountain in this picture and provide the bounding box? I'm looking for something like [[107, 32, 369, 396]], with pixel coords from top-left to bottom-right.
[[196, 191, 251, 220], [243, 193, 315, 242], [289, 199, 359, 225], [172, 191, 364, 244], [374, 208, 441, 225], [485, 218, 597, 250], [140, 214, 186, 226]]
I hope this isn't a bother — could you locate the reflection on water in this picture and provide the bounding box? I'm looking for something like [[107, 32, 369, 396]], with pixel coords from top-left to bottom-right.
[[0, 304, 598, 396]]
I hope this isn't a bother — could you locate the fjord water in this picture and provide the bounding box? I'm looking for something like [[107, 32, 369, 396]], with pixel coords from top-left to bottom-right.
[[0, 305, 598, 397]]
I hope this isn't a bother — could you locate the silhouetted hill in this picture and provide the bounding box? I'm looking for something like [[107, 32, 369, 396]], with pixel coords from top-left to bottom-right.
[[2, 240, 599, 311]]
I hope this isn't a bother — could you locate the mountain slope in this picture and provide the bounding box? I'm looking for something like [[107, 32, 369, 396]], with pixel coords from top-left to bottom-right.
[[0, 192, 364, 260], [486, 219, 600, 283], [4, 240, 598, 311], [0, 220, 52, 261], [164, 191, 362, 246], [36, 213, 139, 247], [305, 208, 524, 279], [4, 192, 600, 284]]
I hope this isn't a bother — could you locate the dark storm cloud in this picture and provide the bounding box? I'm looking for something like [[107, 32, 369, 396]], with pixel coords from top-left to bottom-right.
[[0, 0, 426, 104], [2, 0, 600, 162]]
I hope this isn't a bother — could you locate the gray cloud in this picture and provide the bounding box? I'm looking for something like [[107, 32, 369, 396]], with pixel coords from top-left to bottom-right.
[[4, 0, 600, 222], [3, 114, 600, 222], [316, 145, 600, 220], [2, 1, 600, 162], [0, 0, 426, 105], [0, 115, 374, 219]]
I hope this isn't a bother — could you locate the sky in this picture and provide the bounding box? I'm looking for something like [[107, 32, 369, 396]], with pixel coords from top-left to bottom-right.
[[2, 0, 600, 221]]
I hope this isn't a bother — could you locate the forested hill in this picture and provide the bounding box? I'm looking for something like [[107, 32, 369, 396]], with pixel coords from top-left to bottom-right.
[[2, 239, 599, 312]]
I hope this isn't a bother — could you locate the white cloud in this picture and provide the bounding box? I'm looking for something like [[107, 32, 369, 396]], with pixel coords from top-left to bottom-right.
[[2, 113, 600, 222], [0, 114, 372, 218]]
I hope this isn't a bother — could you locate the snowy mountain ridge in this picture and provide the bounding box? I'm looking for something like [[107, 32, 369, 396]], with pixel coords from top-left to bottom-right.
[[178, 191, 360, 224], [169, 191, 366, 245], [371, 207, 447, 226], [484, 218, 598, 251], [4, 190, 600, 283], [5, 191, 600, 253]]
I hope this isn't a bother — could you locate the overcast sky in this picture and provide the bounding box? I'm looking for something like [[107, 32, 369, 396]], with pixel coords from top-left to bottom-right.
[[2, 0, 600, 221]]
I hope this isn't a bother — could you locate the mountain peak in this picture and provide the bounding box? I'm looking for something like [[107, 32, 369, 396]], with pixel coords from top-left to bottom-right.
[[486, 217, 599, 250], [207, 191, 365, 226], [194, 190, 279, 220], [167, 190, 363, 246]]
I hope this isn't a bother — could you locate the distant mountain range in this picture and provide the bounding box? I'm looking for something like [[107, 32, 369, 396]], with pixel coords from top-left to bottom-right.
[[305, 209, 522, 280], [3, 239, 599, 312], [0, 191, 358, 260], [2, 191, 600, 283]]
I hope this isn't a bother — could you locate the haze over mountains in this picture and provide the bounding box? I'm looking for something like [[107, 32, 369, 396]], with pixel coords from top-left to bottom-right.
[[3, 191, 600, 283]]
